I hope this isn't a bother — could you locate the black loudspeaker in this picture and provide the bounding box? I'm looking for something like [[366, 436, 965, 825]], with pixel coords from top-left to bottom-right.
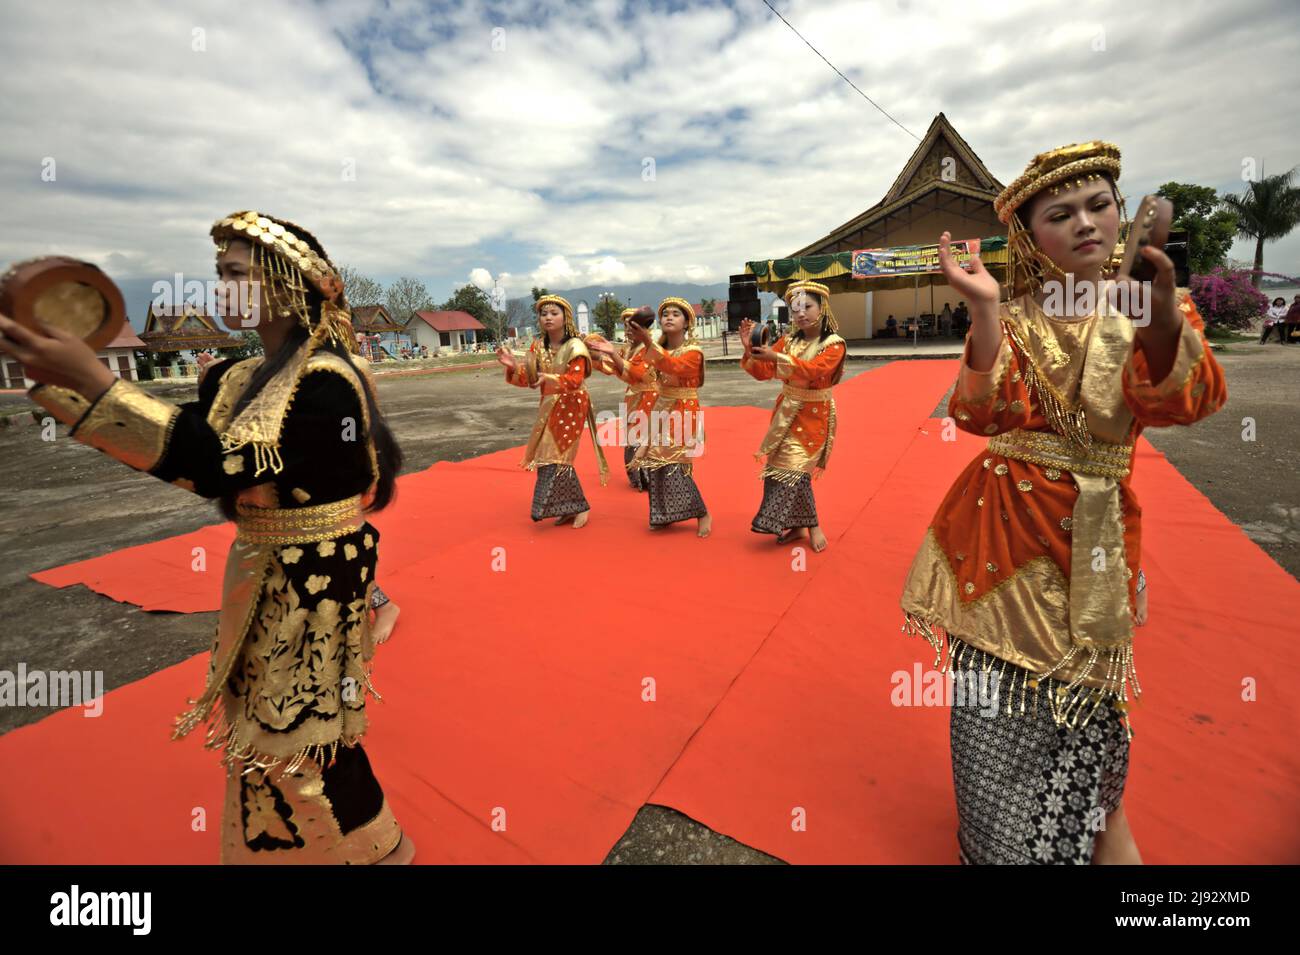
[[727, 298, 761, 319], [729, 274, 758, 300], [1164, 229, 1190, 287], [727, 274, 761, 331], [776, 305, 789, 323]]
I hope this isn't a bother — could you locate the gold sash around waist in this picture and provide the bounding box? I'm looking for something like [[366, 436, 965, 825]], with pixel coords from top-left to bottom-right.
[[781, 384, 833, 402], [236, 495, 365, 545], [627, 383, 658, 394], [657, 385, 699, 400], [986, 428, 1133, 480]]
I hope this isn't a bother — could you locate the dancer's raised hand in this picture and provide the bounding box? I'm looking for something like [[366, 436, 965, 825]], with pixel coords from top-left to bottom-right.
[[937, 231, 998, 308], [0, 312, 115, 396]]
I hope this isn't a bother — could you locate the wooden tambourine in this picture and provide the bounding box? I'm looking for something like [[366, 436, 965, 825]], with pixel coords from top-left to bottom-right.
[[0, 256, 126, 351], [1117, 195, 1174, 284]]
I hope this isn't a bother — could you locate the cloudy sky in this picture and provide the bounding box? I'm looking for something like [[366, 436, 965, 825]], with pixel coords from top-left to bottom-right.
[[2, 0, 1298, 318]]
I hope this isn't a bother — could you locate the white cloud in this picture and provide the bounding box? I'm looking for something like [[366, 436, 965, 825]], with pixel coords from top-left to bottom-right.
[[1, 0, 1298, 314]]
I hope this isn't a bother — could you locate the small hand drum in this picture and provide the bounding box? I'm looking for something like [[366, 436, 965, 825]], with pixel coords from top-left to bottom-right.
[[749, 322, 772, 349], [1117, 196, 1174, 284], [0, 256, 126, 351]]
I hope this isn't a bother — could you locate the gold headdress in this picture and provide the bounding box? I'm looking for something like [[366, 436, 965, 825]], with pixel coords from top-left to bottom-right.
[[210, 211, 356, 353], [784, 280, 839, 334], [657, 297, 696, 329], [994, 142, 1124, 297], [535, 294, 578, 338]]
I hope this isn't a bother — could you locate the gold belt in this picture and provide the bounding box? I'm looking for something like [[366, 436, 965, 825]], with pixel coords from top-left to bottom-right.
[[236, 495, 365, 545], [987, 428, 1132, 480], [657, 385, 699, 400], [627, 383, 658, 395], [781, 384, 833, 402]]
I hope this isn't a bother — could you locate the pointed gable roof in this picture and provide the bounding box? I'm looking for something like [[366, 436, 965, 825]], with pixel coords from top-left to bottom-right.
[[140, 304, 240, 352], [792, 113, 1005, 256], [880, 113, 1002, 203]]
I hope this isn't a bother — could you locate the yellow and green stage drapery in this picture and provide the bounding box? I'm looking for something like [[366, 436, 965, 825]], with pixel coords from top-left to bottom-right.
[[746, 236, 1008, 293]]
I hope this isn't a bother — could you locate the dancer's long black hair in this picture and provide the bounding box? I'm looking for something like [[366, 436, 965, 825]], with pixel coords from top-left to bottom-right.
[[217, 292, 404, 521], [791, 291, 837, 343]]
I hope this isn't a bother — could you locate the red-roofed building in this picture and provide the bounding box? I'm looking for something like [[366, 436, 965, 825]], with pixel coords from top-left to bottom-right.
[[409, 310, 487, 355], [2, 324, 148, 388]]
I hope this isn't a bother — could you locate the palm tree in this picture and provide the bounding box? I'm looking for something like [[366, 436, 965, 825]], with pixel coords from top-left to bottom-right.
[[1220, 168, 1300, 287]]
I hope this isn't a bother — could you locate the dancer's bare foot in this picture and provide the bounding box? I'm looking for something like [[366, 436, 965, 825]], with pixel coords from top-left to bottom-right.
[[809, 527, 828, 552], [697, 513, 712, 538], [572, 509, 589, 529], [777, 527, 808, 545], [373, 602, 401, 644], [376, 833, 416, 865]]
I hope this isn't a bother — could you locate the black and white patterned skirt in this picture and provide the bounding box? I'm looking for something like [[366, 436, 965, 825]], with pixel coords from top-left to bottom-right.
[[624, 444, 648, 491], [647, 465, 707, 527], [750, 473, 819, 535], [948, 637, 1130, 865], [531, 463, 590, 521]]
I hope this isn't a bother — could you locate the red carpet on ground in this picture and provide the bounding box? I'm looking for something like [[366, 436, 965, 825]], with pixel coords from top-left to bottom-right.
[[5, 360, 1298, 864]]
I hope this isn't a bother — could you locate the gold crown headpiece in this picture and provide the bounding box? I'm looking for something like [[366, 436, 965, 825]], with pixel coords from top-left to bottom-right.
[[211, 211, 355, 352], [993, 142, 1125, 298], [784, 280, 839, 334], [535, 294, 578, 338], [657, 296, 696, 330]]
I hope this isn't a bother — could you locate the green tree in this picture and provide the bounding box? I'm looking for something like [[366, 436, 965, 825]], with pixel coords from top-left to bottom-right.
[[216, 331, 264, 361], [530, 286, 550, 303], [1154, 183, 1238, 275], [593, 296, 622, 339], [442, 283, 504, 343], [1219, 168, 1300, 287]]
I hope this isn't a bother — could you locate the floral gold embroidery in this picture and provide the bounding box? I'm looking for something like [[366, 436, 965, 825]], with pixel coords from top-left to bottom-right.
[[223, 454, 245, 475], [317, 540, 336, 557], [305, 574, 331, 594], [281, 546, 304, 565]]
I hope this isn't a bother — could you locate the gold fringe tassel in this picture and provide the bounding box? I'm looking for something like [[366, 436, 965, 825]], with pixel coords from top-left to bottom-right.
[[900, 612, 1137, 739]]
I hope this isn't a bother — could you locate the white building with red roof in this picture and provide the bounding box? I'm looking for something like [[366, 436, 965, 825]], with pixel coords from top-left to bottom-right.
[[408, 310, 487, 355]]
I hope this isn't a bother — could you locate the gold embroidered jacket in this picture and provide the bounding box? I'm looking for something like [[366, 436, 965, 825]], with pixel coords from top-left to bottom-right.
[[900, 290, 1226, 722], [30, 348, 385, 771]]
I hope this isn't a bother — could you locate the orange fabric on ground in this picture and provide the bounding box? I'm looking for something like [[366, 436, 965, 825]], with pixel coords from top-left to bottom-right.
[[8, 360, 1296, 864]]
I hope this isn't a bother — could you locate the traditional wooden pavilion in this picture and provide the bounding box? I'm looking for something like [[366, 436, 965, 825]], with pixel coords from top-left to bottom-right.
[[140, 304, 240, 353], [745, 113, 1010, 339]]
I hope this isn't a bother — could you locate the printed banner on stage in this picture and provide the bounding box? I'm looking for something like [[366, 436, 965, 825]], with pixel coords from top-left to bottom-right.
[[851, 238, 981, 278]]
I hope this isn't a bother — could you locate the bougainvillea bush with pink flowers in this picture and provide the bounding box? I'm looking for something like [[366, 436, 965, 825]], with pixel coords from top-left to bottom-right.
[[1189, 268, 1270, 331]]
